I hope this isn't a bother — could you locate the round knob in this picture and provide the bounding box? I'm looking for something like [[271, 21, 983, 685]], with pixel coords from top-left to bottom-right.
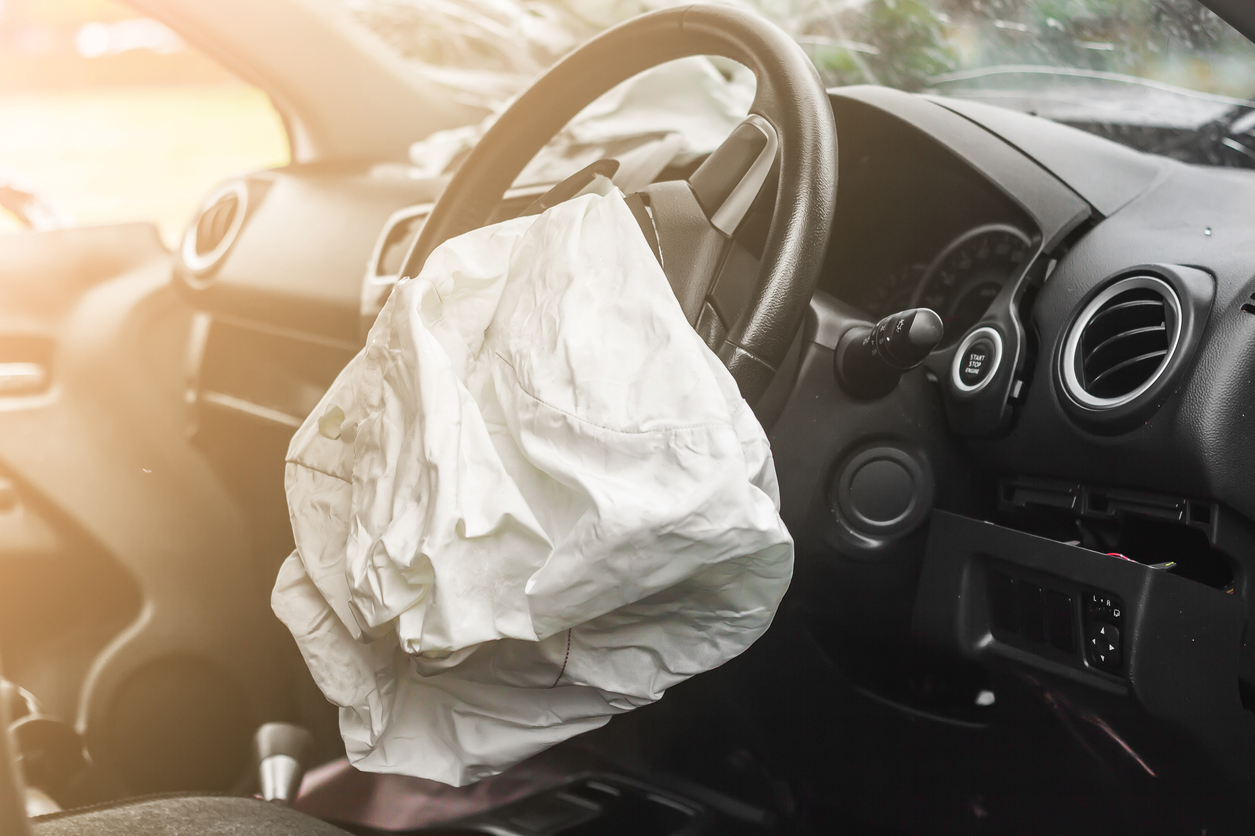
[[833, 446, 933, 539]]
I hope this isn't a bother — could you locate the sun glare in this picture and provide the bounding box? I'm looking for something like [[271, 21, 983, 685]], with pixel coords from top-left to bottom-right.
[[0, 0, 289, 245]]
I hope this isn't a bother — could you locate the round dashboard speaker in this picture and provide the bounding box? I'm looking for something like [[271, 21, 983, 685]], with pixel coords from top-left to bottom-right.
[[106, 656, 254, 794]]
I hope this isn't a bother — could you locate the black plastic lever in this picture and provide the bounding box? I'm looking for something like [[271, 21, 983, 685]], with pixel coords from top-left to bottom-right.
[[837, 308, 944, 400]]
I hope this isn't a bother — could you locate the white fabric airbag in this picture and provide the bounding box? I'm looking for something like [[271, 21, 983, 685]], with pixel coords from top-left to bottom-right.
[[272, 189, 793, 786]]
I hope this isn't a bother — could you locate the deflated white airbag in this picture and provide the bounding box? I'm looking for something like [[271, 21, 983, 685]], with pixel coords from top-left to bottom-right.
[[272, 189, 793, 786]]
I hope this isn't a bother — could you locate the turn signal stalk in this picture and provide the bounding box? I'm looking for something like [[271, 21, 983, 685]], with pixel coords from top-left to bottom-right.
[[836, 308, 944, 400]]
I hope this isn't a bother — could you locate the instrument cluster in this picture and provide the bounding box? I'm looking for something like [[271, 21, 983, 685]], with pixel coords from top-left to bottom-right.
[[857, 223, 1033, 347]]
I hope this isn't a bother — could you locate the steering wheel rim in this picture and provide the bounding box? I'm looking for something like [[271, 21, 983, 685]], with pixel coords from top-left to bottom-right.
[[399, 4, 836, 403]]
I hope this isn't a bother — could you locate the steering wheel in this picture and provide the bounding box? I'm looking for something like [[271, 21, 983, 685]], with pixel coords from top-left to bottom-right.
[[0, 12, 836, 827], [399, 4, 836, 403]]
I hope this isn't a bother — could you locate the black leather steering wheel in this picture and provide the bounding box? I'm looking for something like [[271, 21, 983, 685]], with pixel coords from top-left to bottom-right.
[[399, 4, 836, 403]]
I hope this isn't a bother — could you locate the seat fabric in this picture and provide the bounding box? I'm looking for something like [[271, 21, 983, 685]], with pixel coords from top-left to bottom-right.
[[32, 795, 352, 836]]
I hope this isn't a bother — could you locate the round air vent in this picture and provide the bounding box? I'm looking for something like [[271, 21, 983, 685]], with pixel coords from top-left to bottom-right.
[[1061, 275, 1182, 410], [180, 180, 248, 279]]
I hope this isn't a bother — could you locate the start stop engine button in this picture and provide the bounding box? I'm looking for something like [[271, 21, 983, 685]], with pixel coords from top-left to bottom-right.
[[951, 327, 1003, 394], [960, 340, 995, 386]]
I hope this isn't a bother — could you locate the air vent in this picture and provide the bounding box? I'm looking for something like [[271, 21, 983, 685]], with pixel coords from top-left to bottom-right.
[[1061, 276, 1181, 409], [377, 215, 420, 276], [195, 194, 238, 255], [181, 180, 249, 278]]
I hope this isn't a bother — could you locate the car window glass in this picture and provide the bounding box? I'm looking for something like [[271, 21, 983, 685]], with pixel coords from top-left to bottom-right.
[[0, 0, 289, 244], [342, 0, 1255, 154]]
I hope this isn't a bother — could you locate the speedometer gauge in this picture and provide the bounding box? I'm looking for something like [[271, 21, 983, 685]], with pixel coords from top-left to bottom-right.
[[913, 224, 1032, 347], [858, 261, 927, 318]]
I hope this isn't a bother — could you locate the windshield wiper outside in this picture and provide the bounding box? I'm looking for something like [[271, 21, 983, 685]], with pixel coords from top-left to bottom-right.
[[927, 64, 1255, 165], [1153, 101, 1255, 162]]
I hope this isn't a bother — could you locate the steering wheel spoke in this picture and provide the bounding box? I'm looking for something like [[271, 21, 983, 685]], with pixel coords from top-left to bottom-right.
[[635, 113, 780, 331], [636, 180, 727, 326], [689, 114, 780, 236]]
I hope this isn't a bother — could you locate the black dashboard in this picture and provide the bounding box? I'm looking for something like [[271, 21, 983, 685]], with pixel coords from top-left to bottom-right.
[[167, 84, 1255, 832], [821, 103, 1039, 344]]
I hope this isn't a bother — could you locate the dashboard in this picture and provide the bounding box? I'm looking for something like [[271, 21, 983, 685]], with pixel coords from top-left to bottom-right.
[[159, 84, 1255, 831], [815, 92, 1050, 368]]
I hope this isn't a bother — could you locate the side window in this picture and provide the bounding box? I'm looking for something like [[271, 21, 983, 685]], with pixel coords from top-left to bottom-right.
[[0, 0, 289, 244]]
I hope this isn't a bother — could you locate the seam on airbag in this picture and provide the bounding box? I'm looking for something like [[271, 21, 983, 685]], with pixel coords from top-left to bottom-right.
[[550, 628, 572, 687], [286, 459, 352, 483]]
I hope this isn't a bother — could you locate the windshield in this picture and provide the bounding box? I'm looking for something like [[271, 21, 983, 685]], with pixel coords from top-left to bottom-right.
[[343, 0, 1255, 163]]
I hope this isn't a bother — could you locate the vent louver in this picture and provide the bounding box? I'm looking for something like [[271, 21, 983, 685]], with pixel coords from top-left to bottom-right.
[[1062, 276, 1181, 409], [194, 192, 238, 256], [181, 180, 249, 278]]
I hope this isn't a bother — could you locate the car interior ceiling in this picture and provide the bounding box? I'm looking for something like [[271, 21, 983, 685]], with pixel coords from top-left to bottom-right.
[[4, 5, 1255, 836]]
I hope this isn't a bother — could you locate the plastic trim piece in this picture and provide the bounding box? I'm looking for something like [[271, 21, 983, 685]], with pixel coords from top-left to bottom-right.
[[833, 445, 932, 537], [709, 115, 779, 236], [0, 362, 48, 397], [951, 326, 1004, 395], [198, 390, 303, 430], [180, 180, 248, 281], [1060, 275, 1181, 410]]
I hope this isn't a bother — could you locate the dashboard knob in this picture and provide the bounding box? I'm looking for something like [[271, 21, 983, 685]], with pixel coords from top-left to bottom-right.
[[836, 308, 943, 399]]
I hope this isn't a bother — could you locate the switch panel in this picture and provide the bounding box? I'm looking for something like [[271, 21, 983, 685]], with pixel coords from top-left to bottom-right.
[[1083, 590, 1125, 672], [1087, 622, 1121, 669], [1044, 590, 1076, 652], [986, 569, 1078, 658], [1017, 580, 1047, 642]]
